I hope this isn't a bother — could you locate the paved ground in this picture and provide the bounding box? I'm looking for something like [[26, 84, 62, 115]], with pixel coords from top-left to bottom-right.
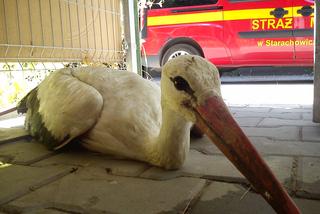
[[0, 103, 320, 214], [0, 82, 319, 213]]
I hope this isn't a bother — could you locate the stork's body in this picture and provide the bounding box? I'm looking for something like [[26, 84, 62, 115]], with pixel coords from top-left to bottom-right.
[[19, 56, 300, 213], [21, 62, 204, 169], [38, 67, 191, 169]]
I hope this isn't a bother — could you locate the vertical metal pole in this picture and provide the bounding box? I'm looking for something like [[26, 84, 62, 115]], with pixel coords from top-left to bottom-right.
[[122, 0, 141, 74], [314, 1, 320, 122]]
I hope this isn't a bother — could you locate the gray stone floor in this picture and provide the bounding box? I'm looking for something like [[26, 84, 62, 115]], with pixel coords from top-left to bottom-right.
[[0, 105, 320, 214]]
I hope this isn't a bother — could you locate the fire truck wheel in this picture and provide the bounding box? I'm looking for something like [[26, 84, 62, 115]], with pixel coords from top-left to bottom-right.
[[161, 44, 201, 66]]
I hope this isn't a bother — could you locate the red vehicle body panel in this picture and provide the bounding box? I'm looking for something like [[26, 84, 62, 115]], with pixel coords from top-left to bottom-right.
[[141, 0, 314, 69], [293, 0, 314, 61]]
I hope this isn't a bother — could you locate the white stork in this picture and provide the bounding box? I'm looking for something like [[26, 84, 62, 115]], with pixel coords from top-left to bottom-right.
[[18, 55, 299, 214]]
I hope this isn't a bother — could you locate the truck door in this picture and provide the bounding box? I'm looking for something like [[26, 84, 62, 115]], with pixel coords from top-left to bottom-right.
[[293, 0, 314, 62], [223, 0, 294, 65]]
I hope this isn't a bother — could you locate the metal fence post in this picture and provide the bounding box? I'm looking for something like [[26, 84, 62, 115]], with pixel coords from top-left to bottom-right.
[[314, 0, 320, 122], [122, 0, 142, 75]]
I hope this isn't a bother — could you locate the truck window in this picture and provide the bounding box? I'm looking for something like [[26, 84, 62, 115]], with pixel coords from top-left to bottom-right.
[[151, 0, 218, 9]]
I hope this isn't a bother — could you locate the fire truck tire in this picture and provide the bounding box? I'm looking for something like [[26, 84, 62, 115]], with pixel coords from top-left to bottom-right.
[[161, 44, 201, 66]]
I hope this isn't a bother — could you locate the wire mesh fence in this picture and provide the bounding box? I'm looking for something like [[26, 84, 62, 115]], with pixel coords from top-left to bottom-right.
[[0, 0, 124, 63], [0, 0, 126, 110]]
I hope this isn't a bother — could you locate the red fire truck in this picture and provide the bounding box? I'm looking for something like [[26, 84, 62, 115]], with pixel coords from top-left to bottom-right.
[[140, 0, 314, 71]]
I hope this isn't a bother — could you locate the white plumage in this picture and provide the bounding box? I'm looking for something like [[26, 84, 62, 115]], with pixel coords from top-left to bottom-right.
[[21, 55, 220, 169]]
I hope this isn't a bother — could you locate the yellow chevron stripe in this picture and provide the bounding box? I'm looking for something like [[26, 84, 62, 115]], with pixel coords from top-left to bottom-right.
[[292, 5, 314, 17], [147, 11, 223, 26], [224, 7, 292, 20], [147, 7, 294, 27]]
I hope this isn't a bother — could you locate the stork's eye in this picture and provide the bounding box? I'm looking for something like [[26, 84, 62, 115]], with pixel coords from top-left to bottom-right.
[[170, 76, 195, 95], [172, 76, 189, 91]]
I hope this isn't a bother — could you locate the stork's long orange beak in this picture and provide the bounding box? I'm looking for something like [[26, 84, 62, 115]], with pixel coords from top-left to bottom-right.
[[195, 95, 300, 214]]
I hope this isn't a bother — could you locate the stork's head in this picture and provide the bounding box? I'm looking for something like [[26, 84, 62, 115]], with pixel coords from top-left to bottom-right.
[[161, 55, 221, 122], [162, 55, 300, 214]]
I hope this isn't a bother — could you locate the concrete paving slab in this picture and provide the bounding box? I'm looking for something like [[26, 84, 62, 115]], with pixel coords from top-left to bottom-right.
[[302, 127, 320, 142], [259, 118, 318, 127], [297, 157, 320, 198], [294, 198, 320, 214], [2, 203, 108, 214], [303, 113, 312, 120], [234, 111, 301, 120], [234, 117, 262, 127], [300, 105, 313, 109], [264, 156, 293, 190], [140, 150, 292, 189], [0, 140, 54, 165], [0, 164, 75, 205], [7, 167, 206, 214], [190, 181, 275, 214], [191, 136, 320, 157], [229, 107, 271, 113], [270, 108, 311, 113], [190, 137, 220, 155], [190, 181, 320, 214], [140, 150, 245, 183], [242, 126, 300, 141], [24, 209, 69, 214], [247, 104, 303, 109], [0, 205, 69, 214], [226, 103, 248, 108], [32, 150, 150, 177], [248, 137, 320, 157], [0, 128, 29, 145]]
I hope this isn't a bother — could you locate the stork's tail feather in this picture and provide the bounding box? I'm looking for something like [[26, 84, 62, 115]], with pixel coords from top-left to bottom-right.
[[17, 87, 37, 114], [17, 87, 65, 149]]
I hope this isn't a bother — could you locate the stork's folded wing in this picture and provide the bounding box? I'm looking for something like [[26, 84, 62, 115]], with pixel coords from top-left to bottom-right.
[[23, 68, 103, 149]]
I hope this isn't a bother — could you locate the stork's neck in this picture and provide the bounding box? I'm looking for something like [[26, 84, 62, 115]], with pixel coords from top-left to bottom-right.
[[149, 102, 192, 169]]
